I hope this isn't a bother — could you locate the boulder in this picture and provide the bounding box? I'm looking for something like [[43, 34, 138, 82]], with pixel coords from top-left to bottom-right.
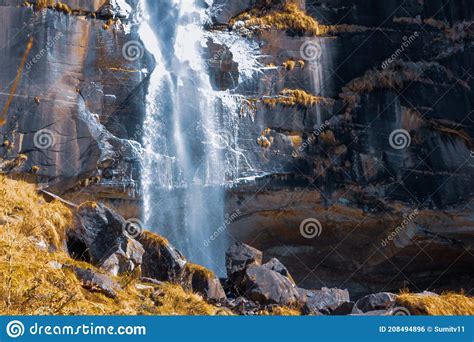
[[240, 264, 300, 306], [330, 301, 362, 315], [182, 263, 227, 301], [356, 292, 397, 312], [225, 296, 262, 316], [72, 266, 121, 299], [67, 202, 144, 276], [225, 242, 262, 286], [299, 287, 351, 315], [262, 258, 295, 284], [136, 231, 187, 282]]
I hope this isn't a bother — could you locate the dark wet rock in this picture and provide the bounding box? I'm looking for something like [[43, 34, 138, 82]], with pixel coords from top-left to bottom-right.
[[225, 296, 262, 315], [214, 0, 474, 296], [262, 257, 295, 284], [299, 287, 351, 315], [97, 0, 132, 19], [206, 40, 239, 90], [136, 231, 187, 282], [182, 263, 227, 301], [72, 266, 121, 299], [330, 301, 362, 315], [67, 202, 144, 276], [225, 242, 263, 286], [356, 292, 397, 312], [240, 264, 300, 306], [0, 1, 149, 199]]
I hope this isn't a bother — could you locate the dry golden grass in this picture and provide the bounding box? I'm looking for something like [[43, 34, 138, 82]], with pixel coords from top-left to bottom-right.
[[30, 0, 72, 14], [317, 24, 371, 35], [0, 175, 217, 315], [397, 292, 474, 315], [263, 88, 334, 108], [230, 1, 320, 36], [339, 61, 469, 114], [229, 1, 373, 37], [258, 306, 301, 316], [0, 175, 72, 249], [139, 230, 169, 247], [185, 262, 215, 279]]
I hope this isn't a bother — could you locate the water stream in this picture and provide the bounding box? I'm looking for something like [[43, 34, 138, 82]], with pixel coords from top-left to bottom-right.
[[140, 0, 229, 274]]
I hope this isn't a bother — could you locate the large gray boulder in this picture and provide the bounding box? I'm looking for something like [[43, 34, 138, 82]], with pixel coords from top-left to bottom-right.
[[182, 263, 227, 302], [67, 202, 144, 276], [299, 287, 351, 315], [262, 257, 295, 284], [72, 266, 121, 299], [356, 292, 397, 312], [225, 242, 263, 287], [240, 264, 300, 306], [136, 231, 187, 283]]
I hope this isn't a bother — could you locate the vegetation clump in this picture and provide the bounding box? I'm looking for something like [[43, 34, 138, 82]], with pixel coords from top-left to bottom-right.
[[0, 175, 217, 315], [185, 262, 215, 279], [263, 88, 334, 108], [282, 59, 305, 71], [397, 292, 474, 315], [230, 1, 320, 36], [31, 0, 72, 14], [339, 61, 469, 114]]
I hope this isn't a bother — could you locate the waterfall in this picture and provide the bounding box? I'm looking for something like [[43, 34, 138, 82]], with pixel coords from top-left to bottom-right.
[[140, 0, 229, 274]]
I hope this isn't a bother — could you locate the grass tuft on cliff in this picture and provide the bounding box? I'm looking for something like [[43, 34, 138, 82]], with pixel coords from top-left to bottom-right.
[[230, 1, 320, 36], [0, 175, 217, 315], [263, 88, 334, 108], [397, 292, 474, 315]]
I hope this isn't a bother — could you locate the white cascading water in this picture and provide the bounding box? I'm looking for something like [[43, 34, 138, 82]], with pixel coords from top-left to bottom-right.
[[140, 0, 229, 273]]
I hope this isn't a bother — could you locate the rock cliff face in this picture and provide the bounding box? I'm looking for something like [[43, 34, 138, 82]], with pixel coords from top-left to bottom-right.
[[1, 0, 473, 297], [207, 0, 474, 296], [0, 0, 150, 216]]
